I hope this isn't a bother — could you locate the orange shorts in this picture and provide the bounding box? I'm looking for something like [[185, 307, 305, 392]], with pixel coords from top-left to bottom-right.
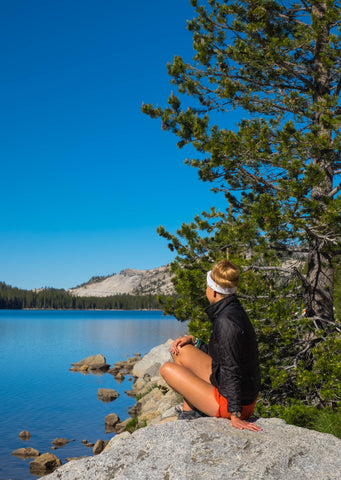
[[213, 387, 257, 419]]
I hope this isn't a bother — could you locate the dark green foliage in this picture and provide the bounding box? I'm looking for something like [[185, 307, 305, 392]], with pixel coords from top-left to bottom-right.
[[311, 407, 341, 439], [124, 417, 138, 432], [125, 416, 147, 432], [143, 0, 341, 418], [256, 400, 320, 429], [0, 282, 166, 310], [257, 401, 341, 439]]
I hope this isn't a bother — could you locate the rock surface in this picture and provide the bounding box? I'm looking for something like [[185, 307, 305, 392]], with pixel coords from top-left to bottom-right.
[[131, 340, 172, 379], [51, 438, 69, 447], [97, 388, 119, 402], [41, 417, 341, 480], [30, 452, 62, 475], [70, 354, 110, 372], [108, 355, 141, 382], [112, 340, 181, 432], [19, 430, 31, 440], [104, 413, 121, 432], [69, 265, 174, 297], [93, 439, 108, 455], [11, 447, 40, 457]]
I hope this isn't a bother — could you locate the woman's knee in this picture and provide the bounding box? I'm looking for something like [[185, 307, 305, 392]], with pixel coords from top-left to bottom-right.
[[160, 361, 174, 380]]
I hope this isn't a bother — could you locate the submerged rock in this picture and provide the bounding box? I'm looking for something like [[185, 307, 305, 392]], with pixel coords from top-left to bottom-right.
[[19, 430, 31, 440], [11, 447, 40, 457], [97, 388, 119, 402], [108, 355, 142, 382], [104, 413, 121, 432], [71, 354, 110, 372], [52, 438, 69, 447], [29, 452, 61, 475]]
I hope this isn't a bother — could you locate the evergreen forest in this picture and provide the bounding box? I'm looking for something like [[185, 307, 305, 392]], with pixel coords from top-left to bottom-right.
[[0, 282, 165, 311]]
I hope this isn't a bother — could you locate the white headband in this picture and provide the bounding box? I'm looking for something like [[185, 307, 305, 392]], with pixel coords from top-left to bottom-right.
[[207, 271, 237, 295]]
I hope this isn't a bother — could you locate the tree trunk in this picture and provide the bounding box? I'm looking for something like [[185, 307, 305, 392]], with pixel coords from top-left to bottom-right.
[[305, 2, 335, 323], [305, 245, 334, 321]]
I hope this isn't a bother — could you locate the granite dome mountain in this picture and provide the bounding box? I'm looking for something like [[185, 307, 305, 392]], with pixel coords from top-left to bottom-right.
[[69, 265, 174, 297]]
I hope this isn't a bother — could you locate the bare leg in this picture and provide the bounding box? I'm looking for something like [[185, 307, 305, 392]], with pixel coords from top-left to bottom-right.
[[160, 345, 219, 416], [171, 344, 213, 411]]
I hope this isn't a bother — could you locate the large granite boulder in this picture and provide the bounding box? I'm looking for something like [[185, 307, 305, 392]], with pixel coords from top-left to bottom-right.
[[40, 417, 341, 480], [131, 340, 172, 379]]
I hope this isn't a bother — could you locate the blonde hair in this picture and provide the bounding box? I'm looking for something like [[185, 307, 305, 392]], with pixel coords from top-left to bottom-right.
[[211, 260, 239, 290]]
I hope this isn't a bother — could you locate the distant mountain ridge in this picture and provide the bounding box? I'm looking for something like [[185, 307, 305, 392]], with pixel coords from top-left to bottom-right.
[[69, 265, 174, 297]]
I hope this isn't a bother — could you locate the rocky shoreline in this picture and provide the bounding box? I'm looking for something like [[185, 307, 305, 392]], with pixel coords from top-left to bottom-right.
[[70, 340, 182, 435], [11, 340, 181, 478]]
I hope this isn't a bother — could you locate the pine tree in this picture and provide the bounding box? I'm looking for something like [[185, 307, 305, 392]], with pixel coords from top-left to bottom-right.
[[143, 0, 341, 413]]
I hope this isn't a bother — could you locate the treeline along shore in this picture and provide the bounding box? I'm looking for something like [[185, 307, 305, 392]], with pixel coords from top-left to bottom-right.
[[0, 282, 167, 310]]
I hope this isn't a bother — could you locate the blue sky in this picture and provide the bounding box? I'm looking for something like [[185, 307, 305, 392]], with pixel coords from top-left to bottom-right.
[[1, 0, 230, 290]]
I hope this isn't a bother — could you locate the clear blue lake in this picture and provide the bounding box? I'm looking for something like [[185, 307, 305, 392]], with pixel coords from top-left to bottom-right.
[[0, 310, 188, 480]]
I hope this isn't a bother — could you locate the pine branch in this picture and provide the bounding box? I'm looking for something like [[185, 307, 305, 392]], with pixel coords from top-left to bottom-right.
[[304, 225, 340, 246], [238, 165, 283, 192], [244, 265, 300, 273], [269, 245, 310, 253], [240, 292, 302, 301], [328, 183, 341, 198], [332, 78, 341, 98], [293, 1, 311, 13], [306, 316, 341, 333], [275, 59, 314, 89]]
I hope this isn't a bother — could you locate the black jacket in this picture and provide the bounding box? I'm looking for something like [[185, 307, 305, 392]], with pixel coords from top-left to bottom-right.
[[204, 294, 261, 413]]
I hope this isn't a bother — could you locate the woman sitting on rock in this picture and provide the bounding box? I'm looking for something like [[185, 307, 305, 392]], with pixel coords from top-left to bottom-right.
[[160, 260, 262, 432]]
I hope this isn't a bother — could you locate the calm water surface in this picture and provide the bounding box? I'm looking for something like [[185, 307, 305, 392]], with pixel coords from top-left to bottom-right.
[[0, 310, 188, 480]]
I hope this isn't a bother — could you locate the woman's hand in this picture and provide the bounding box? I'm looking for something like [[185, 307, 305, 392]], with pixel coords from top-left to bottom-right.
[[231, 415, 262, 432], [170, 335, 195, 355]]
